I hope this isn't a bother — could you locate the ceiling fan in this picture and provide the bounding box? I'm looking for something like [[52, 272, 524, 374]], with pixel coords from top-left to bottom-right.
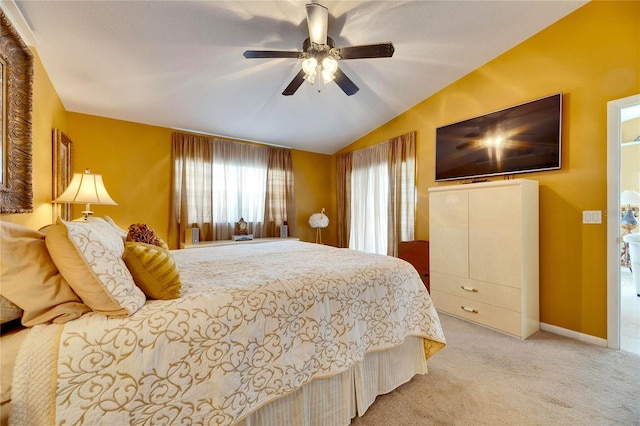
[[243, 3, 394, 96]]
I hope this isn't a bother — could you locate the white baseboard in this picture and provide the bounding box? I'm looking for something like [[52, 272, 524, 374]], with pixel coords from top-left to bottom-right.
[[540, 322, 608, 347]]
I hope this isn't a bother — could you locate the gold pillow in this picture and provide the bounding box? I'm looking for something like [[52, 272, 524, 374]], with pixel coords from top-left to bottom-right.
[[0, 222, 90, 326], [123, 242, 181, 300], [46, 218, 146, 317]]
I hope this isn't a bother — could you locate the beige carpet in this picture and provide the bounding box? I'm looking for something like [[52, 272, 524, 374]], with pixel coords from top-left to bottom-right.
[[351, 313, 640, 425]]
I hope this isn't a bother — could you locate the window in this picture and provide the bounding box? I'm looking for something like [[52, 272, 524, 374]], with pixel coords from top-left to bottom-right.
[[349, 146, 390, 254], [170, 133, 295, 246], [211, 140, 268, 238], [337, 131, 415, 256]]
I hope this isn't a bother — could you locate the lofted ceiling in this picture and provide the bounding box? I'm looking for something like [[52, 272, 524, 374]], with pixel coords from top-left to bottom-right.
[[5, 1, 587, 154]]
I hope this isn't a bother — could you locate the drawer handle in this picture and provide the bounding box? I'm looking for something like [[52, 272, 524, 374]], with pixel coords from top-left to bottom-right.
[[460, 286, 478, 293], [461, 306, 478, 314]]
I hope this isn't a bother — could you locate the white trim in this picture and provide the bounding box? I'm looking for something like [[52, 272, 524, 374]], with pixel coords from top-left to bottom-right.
[[540, 322, 607, 348], [0, 0, 38, 47], [606, 94, 640, 350]]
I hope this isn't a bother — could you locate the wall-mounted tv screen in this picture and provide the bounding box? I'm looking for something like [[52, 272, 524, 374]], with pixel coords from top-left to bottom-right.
[[435, 93, 562, 182]]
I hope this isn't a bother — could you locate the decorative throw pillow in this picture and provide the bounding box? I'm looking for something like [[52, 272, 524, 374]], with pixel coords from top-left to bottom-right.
[[103, 215, 128, 240], [126, 223, 169, 250], [46, 218, 146, 317], [123, 242, 181, 300], [0, 222, 90, 326]]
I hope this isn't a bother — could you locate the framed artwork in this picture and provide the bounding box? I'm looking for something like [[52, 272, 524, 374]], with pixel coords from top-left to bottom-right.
[[0, 10, 33, 213], [53, 129, 73, 221]]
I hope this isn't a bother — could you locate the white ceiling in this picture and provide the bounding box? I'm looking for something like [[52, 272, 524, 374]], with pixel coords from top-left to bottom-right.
[[6, 1, 587, 154]]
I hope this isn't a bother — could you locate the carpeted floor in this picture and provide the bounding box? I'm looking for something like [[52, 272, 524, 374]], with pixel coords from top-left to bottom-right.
[[351, 313, 640, 426]]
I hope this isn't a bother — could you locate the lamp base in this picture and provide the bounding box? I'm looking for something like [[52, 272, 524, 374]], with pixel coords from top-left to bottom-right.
[[621, 224, 637, 236], [79, 210, 94, 221]]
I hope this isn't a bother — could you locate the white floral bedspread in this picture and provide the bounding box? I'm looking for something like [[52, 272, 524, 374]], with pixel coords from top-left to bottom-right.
[[11, 241, 445, 425]]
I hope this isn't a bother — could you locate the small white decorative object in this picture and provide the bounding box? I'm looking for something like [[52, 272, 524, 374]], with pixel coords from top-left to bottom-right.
[[309, 208, 329, 244]]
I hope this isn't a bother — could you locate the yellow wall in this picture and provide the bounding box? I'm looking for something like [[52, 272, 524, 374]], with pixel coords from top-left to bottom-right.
[[336, 1, 640, 338], [292, 150, 335, 246], [66, 113, 174, 239], [1, 48, 67, 230]]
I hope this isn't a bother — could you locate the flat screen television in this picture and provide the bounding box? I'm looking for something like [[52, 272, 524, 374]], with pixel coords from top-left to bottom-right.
[[435, 93, 562, 182]]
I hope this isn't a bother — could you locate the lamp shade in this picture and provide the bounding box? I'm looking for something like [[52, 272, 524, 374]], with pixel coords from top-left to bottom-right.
[[308, 208, 329, 228], [621, 190, 640, 206], [309, 208, 328, 245], [56, 169, 117, 205], [55, 169, 117, 220]]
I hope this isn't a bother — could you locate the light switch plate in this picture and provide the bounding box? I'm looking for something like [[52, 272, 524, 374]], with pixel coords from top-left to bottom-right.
[[582, 210, 602, 224]]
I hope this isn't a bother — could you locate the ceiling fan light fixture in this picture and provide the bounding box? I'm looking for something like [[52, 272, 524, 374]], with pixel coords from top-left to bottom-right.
[[322, 57, 338, 74], [304, 71, 317, 84], [302, 57, 317, 75], [319, 57, 337, 84], [321, 67, 335, 84]]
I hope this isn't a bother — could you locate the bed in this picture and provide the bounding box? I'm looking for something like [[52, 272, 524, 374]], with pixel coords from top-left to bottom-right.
[[0, 218, 445, 425]]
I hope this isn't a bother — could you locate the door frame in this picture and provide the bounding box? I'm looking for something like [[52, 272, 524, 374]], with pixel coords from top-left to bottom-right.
[[607, 93, 640, 349]]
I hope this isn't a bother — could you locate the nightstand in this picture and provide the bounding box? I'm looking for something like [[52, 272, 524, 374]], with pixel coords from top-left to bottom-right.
[[398, 240, 429, 292]]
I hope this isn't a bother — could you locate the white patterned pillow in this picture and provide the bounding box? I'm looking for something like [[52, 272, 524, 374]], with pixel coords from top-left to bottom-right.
[[103, 215, 128, 240], [46, 218, 146, 317]]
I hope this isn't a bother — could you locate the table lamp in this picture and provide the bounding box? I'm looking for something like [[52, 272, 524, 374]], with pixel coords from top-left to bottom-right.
[[309, 208, 329, 244], [55, 169, 117, 221], [621, 190, 640, 235]]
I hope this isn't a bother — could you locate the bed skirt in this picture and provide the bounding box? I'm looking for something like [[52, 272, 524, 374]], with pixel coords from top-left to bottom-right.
[[238, 336, 427, 426], [4, 336, 427, 426]]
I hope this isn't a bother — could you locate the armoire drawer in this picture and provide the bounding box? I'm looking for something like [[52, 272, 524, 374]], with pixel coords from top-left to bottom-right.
[[430, 271, 522, 312], [430, 289, 522, 337]]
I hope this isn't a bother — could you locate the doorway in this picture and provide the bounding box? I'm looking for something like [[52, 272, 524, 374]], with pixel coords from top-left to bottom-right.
[[607, 94, 640, 354]]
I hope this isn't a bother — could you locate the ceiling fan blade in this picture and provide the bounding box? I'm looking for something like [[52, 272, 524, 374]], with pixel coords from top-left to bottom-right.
[[306, 3, 328, 45], [282, 69, 306, 96], [243, 50, 302, 59], [335, 42, 395, 60], [333, 68, 359, 96]]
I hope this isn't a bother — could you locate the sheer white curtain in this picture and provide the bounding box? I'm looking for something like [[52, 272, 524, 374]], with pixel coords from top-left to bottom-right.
[[349, 144, 390, 254], [212, 140, 268, 240], [342, 131, 416, 256]]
